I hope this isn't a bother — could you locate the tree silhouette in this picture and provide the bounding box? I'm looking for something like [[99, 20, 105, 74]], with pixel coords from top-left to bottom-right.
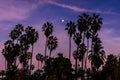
[[102, 54, 118, 80], [89, 35, 105, 71], [1, 13, 106, 80], [2, 40, 19, 80], [47, 35, 58, 58], [77, 13, 90, 71], [9, 24, 24, 42], [36, 53, 43, 69], [19, 34, 30, 71], [44, 53, 72, 80], [73, 32, 82, 80], [9, 24, 24, 68], [42, 22, 53, 57], [65, 21, 76, 60], [25, 26, 39, 75]]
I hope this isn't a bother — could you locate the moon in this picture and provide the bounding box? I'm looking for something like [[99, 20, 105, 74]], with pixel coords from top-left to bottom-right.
[[61, 19, 65, 22]]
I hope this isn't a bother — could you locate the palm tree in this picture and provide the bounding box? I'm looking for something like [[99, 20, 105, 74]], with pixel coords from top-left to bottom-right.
[[36, 53, 43, 69], [2, 40, 20, 80], [2, 40, 15, 70], [65, 21, 76, 60], [73, 32, 82, 80], [42, 22, 53, 57], [88, 35, 105, 71], [47, 35, 58, 58], [77, 13, 89, 40], [19, 34, 30, 71], [84, 29, 91, 71], [77, 13, 90, 71], [25, 26, 39, 75], [9, 24, 24, 42], [8, 24, 24, 68]]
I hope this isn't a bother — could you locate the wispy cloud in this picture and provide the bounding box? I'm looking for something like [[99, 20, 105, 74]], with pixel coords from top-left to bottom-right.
[[0, 0, 41, 21], [47, 1, 120, 16]]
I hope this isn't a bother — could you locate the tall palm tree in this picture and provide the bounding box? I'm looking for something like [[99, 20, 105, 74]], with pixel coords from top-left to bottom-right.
[[73, 32, 82, 80], [84, 29, 91, 71], [25, 26, 39, 75], [42, 22, 53, 57], [36, 53, 43, 69], [77, 13, 90, 71], [47, 35, 58, 58], [65, 21, 76, 60]]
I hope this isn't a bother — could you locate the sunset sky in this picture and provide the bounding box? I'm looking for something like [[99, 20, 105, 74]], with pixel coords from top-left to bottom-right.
[[0, 0, 120, 70]]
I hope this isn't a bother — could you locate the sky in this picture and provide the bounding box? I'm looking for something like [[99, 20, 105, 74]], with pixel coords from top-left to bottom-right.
[[0, 0, 120, 70]]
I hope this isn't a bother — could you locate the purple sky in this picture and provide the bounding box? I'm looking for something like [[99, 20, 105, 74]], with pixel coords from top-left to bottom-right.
[[0, 0, 120, 70]]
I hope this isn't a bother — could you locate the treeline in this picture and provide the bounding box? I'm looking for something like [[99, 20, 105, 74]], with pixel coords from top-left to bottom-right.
[[0, 13, 120, 80]]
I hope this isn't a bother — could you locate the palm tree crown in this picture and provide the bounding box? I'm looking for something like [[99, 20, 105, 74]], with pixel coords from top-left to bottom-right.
[[42, 22, 53, 38], [65, 21, 76, 37], [47, 35, 58, 57]]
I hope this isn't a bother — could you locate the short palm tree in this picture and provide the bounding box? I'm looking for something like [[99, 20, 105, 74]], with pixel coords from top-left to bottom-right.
[[88, 35, 105, 71], [47, 35, 58, 58], [65, 21, 76, 60], [36, 53, 43, 69], [2, 40, 15, 70]]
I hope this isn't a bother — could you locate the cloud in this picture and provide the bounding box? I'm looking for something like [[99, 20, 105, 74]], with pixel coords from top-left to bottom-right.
[[47, 1, 120, 16], [47, 1, 87, 12], [0, 0, 42, 21]]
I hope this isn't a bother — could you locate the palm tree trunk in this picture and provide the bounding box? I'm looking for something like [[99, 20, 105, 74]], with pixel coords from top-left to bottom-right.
[[49, 50, 52, 58], [84, 38, 89, 71], [82, 59, 84, 70], [30, 44, 34, 75], [82, 32, 85, 70], [69, 36, 71, 60], [38, 61, 40, 70], [45, 38, 47, 57], [5, 59, 7, 70], [41, 62, 43, 69], [75, 58, 78, 80], [75, 46, 78, 80]]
